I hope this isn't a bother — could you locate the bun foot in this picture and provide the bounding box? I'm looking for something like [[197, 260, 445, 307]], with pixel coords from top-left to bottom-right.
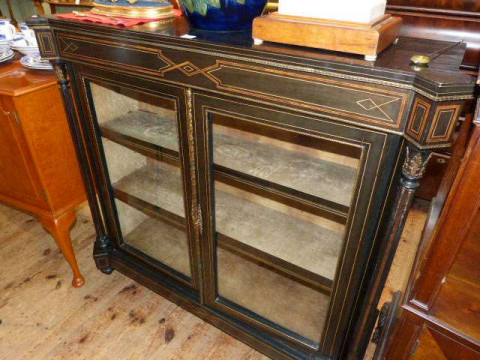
[[101, 267, 114, 275]]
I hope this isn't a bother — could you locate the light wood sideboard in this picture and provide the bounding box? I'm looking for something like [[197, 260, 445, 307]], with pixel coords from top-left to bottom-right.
[[0, 60, 86, 287]]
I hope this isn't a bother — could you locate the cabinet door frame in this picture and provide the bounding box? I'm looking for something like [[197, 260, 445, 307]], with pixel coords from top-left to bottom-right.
[[193, 90, 396, 357], [73, 65, 201, 291]]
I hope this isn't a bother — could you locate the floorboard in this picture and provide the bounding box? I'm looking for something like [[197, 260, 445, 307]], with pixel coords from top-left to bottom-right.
[[0, 203, 266, 360], [0, 199, 427, 359]]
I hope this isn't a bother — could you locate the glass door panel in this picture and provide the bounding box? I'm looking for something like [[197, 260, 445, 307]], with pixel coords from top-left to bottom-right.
[[206, 110, 363, 345], [89, 81, 192, 281], [213, 115, 360, 207], [217, 248, 330, 341]]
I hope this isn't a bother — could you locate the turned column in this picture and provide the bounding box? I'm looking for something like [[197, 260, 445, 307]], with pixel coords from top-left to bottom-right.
[[53, 61, 114, 275], [347, 143, 432, 359]]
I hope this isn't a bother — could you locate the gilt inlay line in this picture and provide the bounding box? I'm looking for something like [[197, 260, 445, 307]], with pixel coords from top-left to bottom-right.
[[56, 34, 407, 127], [356, 98, 401, 123], [60, 37, 79, 53]]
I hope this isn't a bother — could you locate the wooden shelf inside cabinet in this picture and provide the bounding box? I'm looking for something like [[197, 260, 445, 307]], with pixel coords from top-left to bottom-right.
[[112, 163, 186, 218], [214, 168, 349, 224], [101, 110, 353, 222], [115, 201, 192, 280], [212, 123, 357, 209], [110, 159, 343, 285], [100, 110, 180, 162], [114, 188, 186, 231], [218, 233, 333, 294]]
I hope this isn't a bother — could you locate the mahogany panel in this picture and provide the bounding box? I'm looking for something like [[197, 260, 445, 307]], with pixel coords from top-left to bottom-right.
[[408, 124, 480, 309], [413, 326, 480, 360], [385, 103, 480, 359], [387, 0, 480, 71], [431, 211, 480, 340], [388, 0, 480, 12]]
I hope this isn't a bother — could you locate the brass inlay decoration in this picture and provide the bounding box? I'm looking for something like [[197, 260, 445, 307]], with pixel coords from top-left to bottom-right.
[[205, 62, 406, 127], [427, 104, 461, 144], [406, 97, 431, 142], [37, 31, 57, 58], [185, 88, 203, 236], [56, 34, 407, 129], [58, 35, 173, 74], [59, 37, 79, 53], [54, 64, 66, 82], [49, 29, 474, 101], [356, 98, 401, 123], [402, 146, 431, 180]]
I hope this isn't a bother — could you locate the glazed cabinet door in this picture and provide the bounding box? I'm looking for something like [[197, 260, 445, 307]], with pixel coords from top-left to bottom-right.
[[193, 92, 393, 358], [76, 68, 199, 290]]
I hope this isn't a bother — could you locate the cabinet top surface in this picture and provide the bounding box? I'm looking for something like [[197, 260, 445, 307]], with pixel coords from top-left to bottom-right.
[[0, 59, 56, 97], [33, 16, 475, 98]]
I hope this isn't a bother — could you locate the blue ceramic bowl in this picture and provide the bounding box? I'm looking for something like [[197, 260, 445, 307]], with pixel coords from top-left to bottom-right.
[[180, 0, 268, 31]]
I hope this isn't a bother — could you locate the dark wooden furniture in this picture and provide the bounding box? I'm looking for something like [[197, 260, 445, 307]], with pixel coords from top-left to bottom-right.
[[386, 0, 480, 202], [0, 60, 86, 287], [384, 96, 480, 360], [28, 15, 475, 360], [386, 0, 480, 73]]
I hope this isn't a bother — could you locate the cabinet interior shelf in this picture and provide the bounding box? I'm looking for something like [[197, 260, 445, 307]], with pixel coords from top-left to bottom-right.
[[111, 158, 343, 288], [218, 234, 333, 294], [114, 188, 186, 232], [101, 125, 180, 167], [115, 205, 192, 282], [101, 111, 351, 222]]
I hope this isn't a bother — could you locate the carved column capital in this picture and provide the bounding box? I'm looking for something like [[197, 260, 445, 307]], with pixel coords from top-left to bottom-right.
[[54, 63, 67, 84], [401, 145, 432, 188]]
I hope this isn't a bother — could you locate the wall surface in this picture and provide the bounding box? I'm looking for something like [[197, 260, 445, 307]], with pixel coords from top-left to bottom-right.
[[0, 0, 39, 23], [0, 0, 82, 23]]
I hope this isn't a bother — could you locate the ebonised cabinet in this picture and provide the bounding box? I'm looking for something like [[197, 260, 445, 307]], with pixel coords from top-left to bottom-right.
[[28, 16, 475, 360]]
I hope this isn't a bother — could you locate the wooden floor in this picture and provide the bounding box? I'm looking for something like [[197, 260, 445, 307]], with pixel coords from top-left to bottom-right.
[[0, 201, 428, 360], [0, 203, 267, 360]]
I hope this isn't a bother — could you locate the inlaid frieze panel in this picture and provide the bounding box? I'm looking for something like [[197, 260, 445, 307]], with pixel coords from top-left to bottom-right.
[[406, 95, 462, 149], [426, 104, 462, 144], [55, 33, 409, 132], [407, 97, 430, 142], [35, 28, 58, 60]]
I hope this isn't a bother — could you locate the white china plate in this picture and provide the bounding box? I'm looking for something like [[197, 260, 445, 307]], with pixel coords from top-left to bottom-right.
[[11, 45, 39, 56], [0, 48, 14, 63], [20, 55, 53, 70]]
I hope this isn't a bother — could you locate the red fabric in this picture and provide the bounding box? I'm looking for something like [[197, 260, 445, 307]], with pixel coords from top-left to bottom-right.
[[56, 9, 182, 27]]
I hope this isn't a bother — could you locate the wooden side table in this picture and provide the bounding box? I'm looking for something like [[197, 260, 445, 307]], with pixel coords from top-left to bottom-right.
[[0, 59, 86, 287]]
